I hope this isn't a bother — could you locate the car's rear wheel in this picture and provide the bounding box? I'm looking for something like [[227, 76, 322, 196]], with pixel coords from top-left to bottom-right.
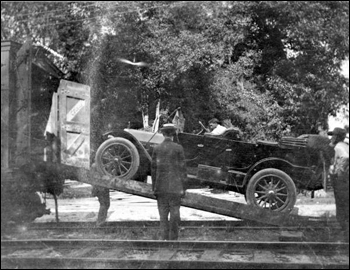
[[95, 137, 140, 180], [246, 168, 297, 213]]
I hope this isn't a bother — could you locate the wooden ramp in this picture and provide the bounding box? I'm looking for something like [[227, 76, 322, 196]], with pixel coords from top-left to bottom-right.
[[49, 162, 311, 227]]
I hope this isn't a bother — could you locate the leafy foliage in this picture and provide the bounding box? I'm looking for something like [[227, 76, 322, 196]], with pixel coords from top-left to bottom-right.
[[2, 1, 349, 142]]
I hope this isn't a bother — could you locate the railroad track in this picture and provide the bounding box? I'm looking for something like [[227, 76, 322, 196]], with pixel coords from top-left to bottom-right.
[[2, 220, 348, 268], [1, 239, 348, 269], [23, 219, 342, 231], [2, 219, 343, 243]]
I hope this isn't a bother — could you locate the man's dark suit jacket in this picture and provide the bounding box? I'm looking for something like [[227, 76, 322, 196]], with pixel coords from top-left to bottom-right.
[[151, 137, 187, 196]]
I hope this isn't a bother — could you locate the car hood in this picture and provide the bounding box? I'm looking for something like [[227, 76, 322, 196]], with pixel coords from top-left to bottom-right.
[[125, 129, 164, 144]]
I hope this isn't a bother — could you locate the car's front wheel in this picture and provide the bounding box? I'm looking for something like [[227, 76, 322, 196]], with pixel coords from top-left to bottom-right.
[[95, 137, 140, 180], [245, 168, 297, 213]]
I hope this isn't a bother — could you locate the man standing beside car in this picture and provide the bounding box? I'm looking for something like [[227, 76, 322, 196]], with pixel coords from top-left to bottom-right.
[[91, 185, 110, 227], [151, 123, 187, 240], [328, 127, 349, 242]]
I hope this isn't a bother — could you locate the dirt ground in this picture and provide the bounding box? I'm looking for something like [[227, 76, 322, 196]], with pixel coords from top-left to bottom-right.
[[35, 178, 337, 224], [2, 178, 345, 243]]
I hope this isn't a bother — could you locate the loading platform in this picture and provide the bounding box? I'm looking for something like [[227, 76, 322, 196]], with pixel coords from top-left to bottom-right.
[[50, 162, 313, 227]]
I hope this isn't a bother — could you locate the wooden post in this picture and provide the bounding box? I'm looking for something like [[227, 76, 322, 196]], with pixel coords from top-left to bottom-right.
[[14, 37, 32, 166]]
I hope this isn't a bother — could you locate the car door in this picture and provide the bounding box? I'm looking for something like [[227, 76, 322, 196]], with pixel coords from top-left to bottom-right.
[[202, 135, 259, 170], [176, 132, 206, 167]]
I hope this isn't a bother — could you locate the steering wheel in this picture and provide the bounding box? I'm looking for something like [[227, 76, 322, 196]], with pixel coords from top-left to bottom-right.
[[196, 128, 206, 135], [197, 121, 209, 135]]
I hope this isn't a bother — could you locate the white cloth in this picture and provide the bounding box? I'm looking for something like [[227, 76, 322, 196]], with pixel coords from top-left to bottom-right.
[[211, 124, 227, 135], [172, 109, 185, 133], [332, 141, 349, 175], [44, 92, 58, 136]]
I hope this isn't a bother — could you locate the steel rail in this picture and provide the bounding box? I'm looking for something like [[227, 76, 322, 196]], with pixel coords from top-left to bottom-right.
[[3, 220, 343, 244], [27, 219, 340, 230], [2, 239, 348, 269]]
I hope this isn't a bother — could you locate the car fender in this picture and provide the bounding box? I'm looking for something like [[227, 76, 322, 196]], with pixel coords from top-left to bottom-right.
[[102, 129, 152, 163], [243, 157, 309, 188]]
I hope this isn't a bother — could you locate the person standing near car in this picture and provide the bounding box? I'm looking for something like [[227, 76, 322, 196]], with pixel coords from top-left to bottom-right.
[[91, 185, 110, 227], [151, 123, 187, 240], [328, 127, 349, 242]]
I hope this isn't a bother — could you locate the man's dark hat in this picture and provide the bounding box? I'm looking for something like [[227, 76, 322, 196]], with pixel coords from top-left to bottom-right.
[[160, 123, 177, 134], [327, 127, 346, 136], [209, 118, 219, 124]]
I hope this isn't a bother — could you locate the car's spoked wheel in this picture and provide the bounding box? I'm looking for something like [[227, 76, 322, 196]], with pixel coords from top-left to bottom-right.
[[103, 145, 132, 176], [95, 137, 140, 180], [246, 168, 296, 212]]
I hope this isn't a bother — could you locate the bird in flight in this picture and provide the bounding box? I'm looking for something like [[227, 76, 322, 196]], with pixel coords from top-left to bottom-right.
[[117, 58, 149, 67]]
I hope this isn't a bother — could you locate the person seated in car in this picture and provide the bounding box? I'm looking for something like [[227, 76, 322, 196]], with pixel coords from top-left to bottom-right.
[[205, 118, 227, 136]]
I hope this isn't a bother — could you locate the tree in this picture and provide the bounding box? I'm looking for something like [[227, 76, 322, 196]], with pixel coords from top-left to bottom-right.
[[2, 1, 349, 141], [248, 1, 349, 135]]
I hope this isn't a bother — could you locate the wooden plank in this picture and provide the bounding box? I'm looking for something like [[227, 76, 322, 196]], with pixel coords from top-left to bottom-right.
[[1, 46, 10, 168], [148, 249, 176, 261], [95, 248, 124, 259], [58, 79, 90, 169], [200, 249, 223, 261], [44, 162, 312, 227], [279, 231, 304, 242]]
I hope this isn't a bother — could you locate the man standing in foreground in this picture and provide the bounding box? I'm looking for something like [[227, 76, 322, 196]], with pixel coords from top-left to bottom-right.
[[151, 123, 187, 240], [328, 127, 349, 242], [90, 163, 111, 227], [91, 185, 110, 227]]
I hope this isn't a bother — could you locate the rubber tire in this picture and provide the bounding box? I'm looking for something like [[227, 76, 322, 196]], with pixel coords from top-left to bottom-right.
[[246, 168, 297, 213], [95, 137, 140, 180], [134, 156, 150, 183]]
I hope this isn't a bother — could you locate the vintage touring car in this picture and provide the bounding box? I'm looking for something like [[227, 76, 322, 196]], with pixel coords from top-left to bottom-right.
[[95, 125, 334, 213]]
